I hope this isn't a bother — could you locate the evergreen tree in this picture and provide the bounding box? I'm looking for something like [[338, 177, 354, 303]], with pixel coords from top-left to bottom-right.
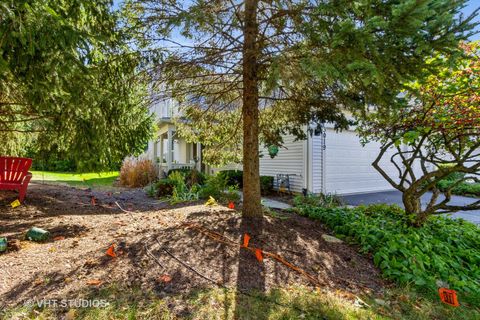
[[127, 0, 477, 216], [0, 0, 152, 170]]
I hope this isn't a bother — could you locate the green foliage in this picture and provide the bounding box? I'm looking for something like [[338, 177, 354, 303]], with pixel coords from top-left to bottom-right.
[[154, 179, 175, 197], [168, 171, 200, 204], [438, 180, 480, 197], [293, 193, 343, 208], [259, 176, 274, 195], [200, 174, 228, 200], [224, 185, 241, 203], [127, 0, 475, 167], [0, 0, 152, 170], [218, 170, 243, 188], [297, 203, 480, 304], [356, 42, 480, 221]]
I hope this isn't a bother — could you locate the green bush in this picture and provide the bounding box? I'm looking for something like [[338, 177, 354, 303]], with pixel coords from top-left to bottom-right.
[[218, 170, 243, 187], [167, 168, 206, 186], [200, 174, 228, 200], [437, 179, 480, 197], [168, 171, 200, 203], [224, 185, 241, 203], [443, 171, 466, 181], [296, 203, 480, 304], [167, 167, 193, 176], [260, 175, 274, 195], [293, 193, 343, 208], [155, 179, 175, 197]]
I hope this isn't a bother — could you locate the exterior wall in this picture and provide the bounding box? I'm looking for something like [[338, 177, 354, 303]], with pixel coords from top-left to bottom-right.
[[322, 128, 397, 195], [259, 135, 306, 193]]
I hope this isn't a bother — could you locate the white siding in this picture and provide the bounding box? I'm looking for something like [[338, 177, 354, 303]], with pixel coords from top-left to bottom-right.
[[324, 129, 397, 195], [259, 135, 305, 192]]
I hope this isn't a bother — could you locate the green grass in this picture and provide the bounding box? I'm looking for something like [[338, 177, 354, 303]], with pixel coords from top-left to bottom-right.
[[31, 171, 119, 189], [2, 284, 477, 320]]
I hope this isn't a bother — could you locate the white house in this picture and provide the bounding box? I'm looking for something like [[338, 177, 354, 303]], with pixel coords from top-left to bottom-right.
[[145, 99, 404, 195]]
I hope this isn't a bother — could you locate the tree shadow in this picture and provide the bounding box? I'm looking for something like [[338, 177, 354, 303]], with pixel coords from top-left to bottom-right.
[[1, 201, 386, 318], [234, 216, 268, 319]]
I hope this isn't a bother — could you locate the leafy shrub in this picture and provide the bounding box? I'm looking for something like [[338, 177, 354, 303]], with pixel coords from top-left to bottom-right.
[[443, 171, 466, 181], [167, 168, 206, 186], [119, 156, 157, 187], [297, 203, 480, 304], [155, 179, 175, 197], [200, 174, 228, 200], [218, 170, 243, 187], [438, 179, 480, 197], [168, 167, 195, 176], [293, 193, 343, 208], [185, 169, 206, 187], [451, 182, 480, 196], [260, 175, 274, 195], [224, 185, 241, 203], [168, 171, 200, 203]]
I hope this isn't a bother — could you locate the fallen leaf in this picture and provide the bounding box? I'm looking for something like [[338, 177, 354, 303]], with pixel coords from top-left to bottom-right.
[[53, 236, 65, 241]]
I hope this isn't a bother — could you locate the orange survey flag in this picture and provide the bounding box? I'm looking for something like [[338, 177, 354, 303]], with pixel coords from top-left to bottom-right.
[[255, 248, 263, 262], [106, 244, 116, 258], [243, 233, 250, 248], [438, 288, 459, 307]]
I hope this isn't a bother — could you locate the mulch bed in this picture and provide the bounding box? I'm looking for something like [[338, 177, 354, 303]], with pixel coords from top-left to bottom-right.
[[0, 183, 386, 308]]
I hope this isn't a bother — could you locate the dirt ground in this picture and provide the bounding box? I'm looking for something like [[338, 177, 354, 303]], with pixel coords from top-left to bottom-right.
[[0, 183, 386, 310]]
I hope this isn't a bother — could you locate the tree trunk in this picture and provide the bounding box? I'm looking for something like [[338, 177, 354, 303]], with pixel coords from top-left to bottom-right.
[[402, 192, 425, 227], [242, 0, 262, 217]]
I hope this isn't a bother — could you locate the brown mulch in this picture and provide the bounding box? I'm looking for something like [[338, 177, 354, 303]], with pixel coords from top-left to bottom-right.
[[0, 183, 386, 307]]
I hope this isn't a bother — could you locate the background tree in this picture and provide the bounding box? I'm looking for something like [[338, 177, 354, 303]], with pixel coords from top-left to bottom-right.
[[0, 0, 152, 170], [127, 0, 477, 217], [358, 42, 480, 226]]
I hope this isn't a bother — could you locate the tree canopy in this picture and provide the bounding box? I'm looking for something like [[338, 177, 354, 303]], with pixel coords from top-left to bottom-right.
[[127, 0, 477, 216], [0, 0, 152, 170], [358, 41, 480, 225]]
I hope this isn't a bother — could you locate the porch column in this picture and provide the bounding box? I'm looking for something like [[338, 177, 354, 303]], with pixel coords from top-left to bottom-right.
[[196, 142, 202, 172], [167, 128, 173, 170], [159, 136, 163, 176]]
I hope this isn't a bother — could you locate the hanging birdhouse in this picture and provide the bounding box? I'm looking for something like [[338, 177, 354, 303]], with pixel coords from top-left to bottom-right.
[[268, 145, 279, 158]]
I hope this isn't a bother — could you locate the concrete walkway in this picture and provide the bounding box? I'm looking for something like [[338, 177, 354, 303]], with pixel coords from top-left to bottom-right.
[[238, 191, 292, 210], [342, 190, 480, 225], [261, 197, 292, 210]]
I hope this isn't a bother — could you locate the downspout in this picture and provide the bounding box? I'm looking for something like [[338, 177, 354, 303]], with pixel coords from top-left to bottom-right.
[[321, 126, 327, 194]]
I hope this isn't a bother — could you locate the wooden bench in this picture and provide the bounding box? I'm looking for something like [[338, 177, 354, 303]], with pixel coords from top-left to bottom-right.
[[0, 157, 33, 202]]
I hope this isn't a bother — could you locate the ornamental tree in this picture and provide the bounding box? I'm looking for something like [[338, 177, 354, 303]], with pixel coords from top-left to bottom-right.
[[358, 42, 480, 226], [127, 0, 476, 217], [0, 0, 152, 169]]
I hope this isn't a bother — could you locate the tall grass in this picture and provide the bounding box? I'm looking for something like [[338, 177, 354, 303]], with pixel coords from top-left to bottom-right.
[[119, 156, 157, 188]]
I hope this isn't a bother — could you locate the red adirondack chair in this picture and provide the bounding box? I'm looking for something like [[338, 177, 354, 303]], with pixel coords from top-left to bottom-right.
[[0, 156, 33, 202]]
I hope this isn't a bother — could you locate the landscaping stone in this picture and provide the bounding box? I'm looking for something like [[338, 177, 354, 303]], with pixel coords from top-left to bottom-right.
[[321, 234, 343, 243]]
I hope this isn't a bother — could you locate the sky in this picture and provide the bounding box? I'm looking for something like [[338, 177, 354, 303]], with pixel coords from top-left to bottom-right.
[[114, 0, 480, 40], [461, 1, 480, 40]]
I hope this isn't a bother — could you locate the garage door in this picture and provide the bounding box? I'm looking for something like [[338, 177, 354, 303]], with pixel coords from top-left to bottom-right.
[[324, 129, 397, 195]]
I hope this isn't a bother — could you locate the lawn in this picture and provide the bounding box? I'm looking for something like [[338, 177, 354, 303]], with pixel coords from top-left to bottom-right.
[[31, 171, 119, 189]]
